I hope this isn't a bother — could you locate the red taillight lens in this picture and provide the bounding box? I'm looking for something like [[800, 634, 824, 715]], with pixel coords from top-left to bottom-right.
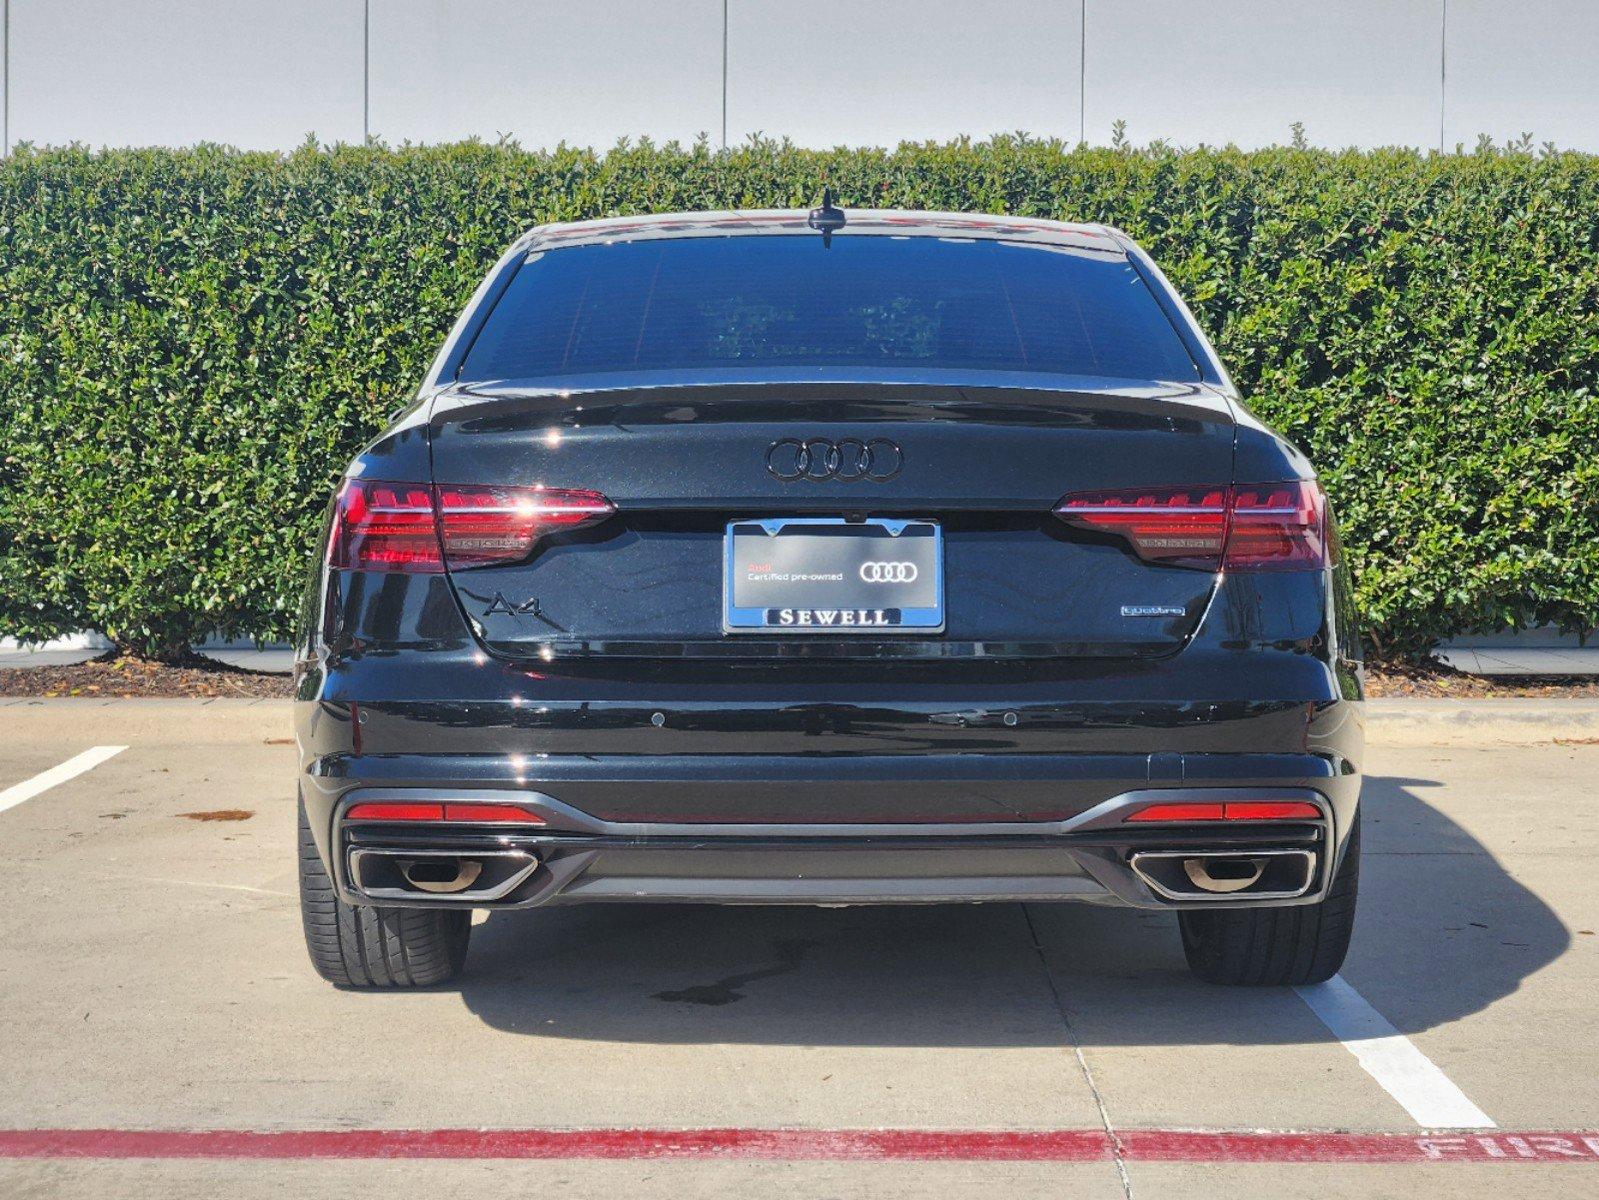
[[1225, 482, 1327, 569], [1054, 485, 1229, 568], [328, 480, 443, 571], [1054, 480, 1327, 572], [434, 484, 613, 569], [328, 479, 613, 573]]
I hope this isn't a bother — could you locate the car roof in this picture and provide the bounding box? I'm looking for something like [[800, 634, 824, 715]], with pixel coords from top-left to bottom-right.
[[519, 209, 1127, 257]]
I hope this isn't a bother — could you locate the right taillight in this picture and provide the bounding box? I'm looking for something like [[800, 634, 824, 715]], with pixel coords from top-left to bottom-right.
[[328, 478, 613, 573], [1223, 482, 1327, 569], [1055, 480, 1327, 572], [1054, 485, 1229, 568]]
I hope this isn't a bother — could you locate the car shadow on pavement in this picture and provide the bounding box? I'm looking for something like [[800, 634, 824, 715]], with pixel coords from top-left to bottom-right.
[[454, 773, 1568, 1046]]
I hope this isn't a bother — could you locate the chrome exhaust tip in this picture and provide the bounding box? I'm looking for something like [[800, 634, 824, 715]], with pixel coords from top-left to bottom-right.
[[398, 857, 484, 894], [1182, 855, 1267, 894], [1129, 848, 1316, 901], [348, 848, 540, 902]]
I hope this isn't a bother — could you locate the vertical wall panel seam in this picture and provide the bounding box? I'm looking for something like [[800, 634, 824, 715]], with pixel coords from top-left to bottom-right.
[[1439, 0, 1448, 152], [2, 0, 9, 157]]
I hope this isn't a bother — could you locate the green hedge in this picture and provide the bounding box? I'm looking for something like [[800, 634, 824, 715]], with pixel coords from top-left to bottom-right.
[[2, 138, 1597, 658]]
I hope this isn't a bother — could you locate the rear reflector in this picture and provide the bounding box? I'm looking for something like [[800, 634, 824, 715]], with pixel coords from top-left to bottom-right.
[[1125, 800, 1322, 823], [1125, 803, 1225, 822], [1221, 801, 1322, 821], [328, 479, 613, 573], [1055, 480, 1327, 571], [441, 803, 546, 824], [344, 801, 546, 824], [345, 802, 445, 822]]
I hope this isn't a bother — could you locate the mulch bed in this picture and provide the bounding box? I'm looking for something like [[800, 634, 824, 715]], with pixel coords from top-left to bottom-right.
[[1364, 659, 1599, 698], [0, 653, 294, 699], [2, 651, 1596, 700]]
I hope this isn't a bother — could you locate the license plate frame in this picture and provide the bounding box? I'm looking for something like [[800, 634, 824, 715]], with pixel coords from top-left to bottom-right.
[[723, 517, 945, 635]]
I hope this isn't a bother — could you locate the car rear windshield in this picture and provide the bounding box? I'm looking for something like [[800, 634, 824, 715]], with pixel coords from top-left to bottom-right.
[[458, 234, 1200, 385]]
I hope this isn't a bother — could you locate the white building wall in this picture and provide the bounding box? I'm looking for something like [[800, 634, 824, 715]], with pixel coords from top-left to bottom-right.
[[9, 0, 364, 150], [727, 0, 1083, 148], [1442, 0, 1599, 151], [2, 1, 1596, 154], [1083, 0, 1444, 150], [368, 0, 722, 149]]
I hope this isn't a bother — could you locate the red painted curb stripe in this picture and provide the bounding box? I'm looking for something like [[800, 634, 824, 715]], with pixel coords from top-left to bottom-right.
[[1119, 1131, 1599, 1164], [1, 1129, 1597, 1164], [4, 1129, 1103, 1163]]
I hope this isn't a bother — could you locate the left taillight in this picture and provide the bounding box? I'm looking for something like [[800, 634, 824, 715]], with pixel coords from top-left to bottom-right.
[[434, 484, 614, 569], [1054, 480, 1328, 572], [327, 480, 441, 571], [328, 479, 613, 573]]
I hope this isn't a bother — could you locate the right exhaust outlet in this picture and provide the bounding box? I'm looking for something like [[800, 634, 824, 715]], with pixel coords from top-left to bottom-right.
[[1129, 848, 1317, 902], [1182, 855, 1267, 894]]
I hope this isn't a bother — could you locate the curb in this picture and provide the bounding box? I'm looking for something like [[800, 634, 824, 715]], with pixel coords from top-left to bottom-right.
[[1367, 699, 1599, 746]]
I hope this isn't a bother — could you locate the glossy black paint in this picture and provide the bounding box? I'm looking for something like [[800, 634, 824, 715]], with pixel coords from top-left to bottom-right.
[[432, 382, 1234, 657], [294, 211, 1363, 911]]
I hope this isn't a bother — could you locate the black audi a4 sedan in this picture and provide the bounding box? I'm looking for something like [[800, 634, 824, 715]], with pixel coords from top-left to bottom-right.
[[294, 204, 1363, 989]]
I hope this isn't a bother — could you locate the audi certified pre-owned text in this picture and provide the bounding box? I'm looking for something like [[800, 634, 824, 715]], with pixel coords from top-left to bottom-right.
[[294, 203, 1363, 989]]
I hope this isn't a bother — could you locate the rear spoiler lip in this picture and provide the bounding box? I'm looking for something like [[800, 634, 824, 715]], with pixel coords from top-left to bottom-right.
[[442, 369, 1208, 403], [427, 376, 1237, 434]]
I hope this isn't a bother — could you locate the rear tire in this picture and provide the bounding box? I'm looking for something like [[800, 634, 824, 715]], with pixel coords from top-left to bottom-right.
[[1178, 811, 1359, 986], [298, 801, 471, 988]]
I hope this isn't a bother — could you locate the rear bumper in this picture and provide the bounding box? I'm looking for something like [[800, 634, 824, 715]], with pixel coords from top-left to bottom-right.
[[323, 785, 1338, 910], [295, 636, 1363, 911]]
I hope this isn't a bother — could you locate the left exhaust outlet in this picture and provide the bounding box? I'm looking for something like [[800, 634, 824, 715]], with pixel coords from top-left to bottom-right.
[[398, 857, 484, 894], [1127, 848, 1316, 902], [348, 848, 540, 903]]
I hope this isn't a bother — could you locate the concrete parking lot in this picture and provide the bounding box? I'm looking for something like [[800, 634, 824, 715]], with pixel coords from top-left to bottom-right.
[[1, 698, 1596, 1198]]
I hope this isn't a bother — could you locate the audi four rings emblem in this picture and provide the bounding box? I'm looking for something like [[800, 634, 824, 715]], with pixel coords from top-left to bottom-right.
[[766, 437, 903, 482], [859, 561, 919, 583]]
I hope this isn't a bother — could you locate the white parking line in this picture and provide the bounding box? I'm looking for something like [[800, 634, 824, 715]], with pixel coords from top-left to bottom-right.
[[1296, 974, 1495, 1129], [0, 746, 127, 816]]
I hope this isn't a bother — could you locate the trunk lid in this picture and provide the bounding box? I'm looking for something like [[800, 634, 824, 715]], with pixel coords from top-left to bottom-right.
[[426, 381, 1236, 659]]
